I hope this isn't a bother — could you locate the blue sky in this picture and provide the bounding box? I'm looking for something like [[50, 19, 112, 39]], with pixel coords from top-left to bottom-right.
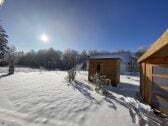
[[0, 0, 168, 52]]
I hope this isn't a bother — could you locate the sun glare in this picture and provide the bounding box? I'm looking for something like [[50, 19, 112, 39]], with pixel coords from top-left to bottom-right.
[[0, 0, 4, 6], [40, 34, 49, 43]]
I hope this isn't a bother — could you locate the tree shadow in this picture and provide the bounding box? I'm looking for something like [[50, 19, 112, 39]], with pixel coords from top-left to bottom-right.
[[104, 91, 164, 126], [0, 73, 12, 79], [72, 80, 100, 105], [71, 80, 139, 111], [102, 83, 166, 126], [104, 92, 127, 108], [103, 96, 117, 110], [70, 80, 165, 125], [107, 82, 140, 99], [73, 80, 118, 110]]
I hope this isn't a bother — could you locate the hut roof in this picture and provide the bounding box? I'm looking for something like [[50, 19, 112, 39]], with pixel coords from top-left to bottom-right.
[[138, 29, 168, 63], [89, 52, 131, 62]]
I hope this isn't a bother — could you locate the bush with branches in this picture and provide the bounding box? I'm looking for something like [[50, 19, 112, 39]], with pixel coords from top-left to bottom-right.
[[65, 68, 76, 83], [91, 73, 109, 95]]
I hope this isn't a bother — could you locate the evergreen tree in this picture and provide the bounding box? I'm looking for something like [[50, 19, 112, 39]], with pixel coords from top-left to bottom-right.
[[0, 24, 8, 59]]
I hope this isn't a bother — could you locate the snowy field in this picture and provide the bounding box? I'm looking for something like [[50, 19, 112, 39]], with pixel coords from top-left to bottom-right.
[[0, 67, 167, 126]]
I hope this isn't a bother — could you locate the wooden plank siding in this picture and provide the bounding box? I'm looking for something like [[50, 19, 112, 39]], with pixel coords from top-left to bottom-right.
[[152, 66, 168, 114], [139, 62, 168, 115], [144, 63, 153, 104], [140, 63, 146, 99], [138, 29, 168, 115], [88, 58, 120, 86]]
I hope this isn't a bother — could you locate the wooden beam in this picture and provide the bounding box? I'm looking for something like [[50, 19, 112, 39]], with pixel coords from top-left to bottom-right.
[[154, 95, 168, 102], [138, 29, 168, 63], [153, 74, 168, 78]]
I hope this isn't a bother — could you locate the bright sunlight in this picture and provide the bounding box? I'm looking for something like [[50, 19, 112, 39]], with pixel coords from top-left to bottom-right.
[[0, 0, 4, 6], [40, 34, 49, 43]]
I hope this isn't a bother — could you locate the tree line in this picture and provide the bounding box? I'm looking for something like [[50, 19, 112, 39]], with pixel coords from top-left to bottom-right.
[[14, 49, 111, 70], [9, 48, 145, 70], [0, 23, 147, 71]]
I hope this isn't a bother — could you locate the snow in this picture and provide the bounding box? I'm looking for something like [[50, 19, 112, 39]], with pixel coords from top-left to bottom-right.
[[0, 67, 166, 126], [0, 66, 46, 73], [89, 52, 131, 62]]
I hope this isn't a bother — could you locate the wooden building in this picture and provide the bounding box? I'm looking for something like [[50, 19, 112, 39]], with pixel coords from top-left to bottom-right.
[[138, 29, 168, 115], [88, 55, 120, 86]]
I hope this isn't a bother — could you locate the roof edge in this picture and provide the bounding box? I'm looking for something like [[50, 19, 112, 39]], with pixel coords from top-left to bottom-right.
[[89, 57, 121, 60], [138, 29, 168, 63]]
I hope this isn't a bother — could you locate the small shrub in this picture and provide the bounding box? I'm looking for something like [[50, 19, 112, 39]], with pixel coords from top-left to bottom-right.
[[95, 87, 100, 93], [102, 89, 109, 95], [65, 68, 76, 83], [92, 73, 108, 95]]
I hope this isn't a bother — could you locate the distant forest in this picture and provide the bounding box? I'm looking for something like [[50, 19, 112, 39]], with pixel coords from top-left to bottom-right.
[[1, 47, 147, 70], [0, 23, 147, 71]]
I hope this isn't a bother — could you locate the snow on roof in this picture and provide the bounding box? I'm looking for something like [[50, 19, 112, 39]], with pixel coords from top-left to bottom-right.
[[89, 52, 131, 62]]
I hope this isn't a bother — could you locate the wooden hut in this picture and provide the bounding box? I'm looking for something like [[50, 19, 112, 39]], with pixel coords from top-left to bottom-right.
[[138, 29, 168, 115], [88, 54, 120, 86]]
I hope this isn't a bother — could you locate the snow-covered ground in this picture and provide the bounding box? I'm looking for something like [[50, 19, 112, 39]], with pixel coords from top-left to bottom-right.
[[0, 67, 166, 126], [0, 66, 46, 73]]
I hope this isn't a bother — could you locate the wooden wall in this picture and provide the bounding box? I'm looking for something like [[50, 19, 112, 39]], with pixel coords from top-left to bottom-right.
[[140, 57, 168, 115], [88, 59, 120, 86]]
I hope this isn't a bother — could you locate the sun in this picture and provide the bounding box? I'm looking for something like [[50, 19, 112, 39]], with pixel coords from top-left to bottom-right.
[[40, 34, 49, 43], [0, 0, 4, 6]]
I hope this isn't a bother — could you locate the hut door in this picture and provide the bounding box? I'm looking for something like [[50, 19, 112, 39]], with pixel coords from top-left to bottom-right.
[[151, 64, 168, 114], [96, 63, 103, 74]]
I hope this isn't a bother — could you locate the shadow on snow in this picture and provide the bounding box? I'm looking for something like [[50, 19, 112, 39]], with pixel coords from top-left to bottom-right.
[[71, 79, 166, 126], [0, 73, 12, 79], [72, 80, 100, 105]]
